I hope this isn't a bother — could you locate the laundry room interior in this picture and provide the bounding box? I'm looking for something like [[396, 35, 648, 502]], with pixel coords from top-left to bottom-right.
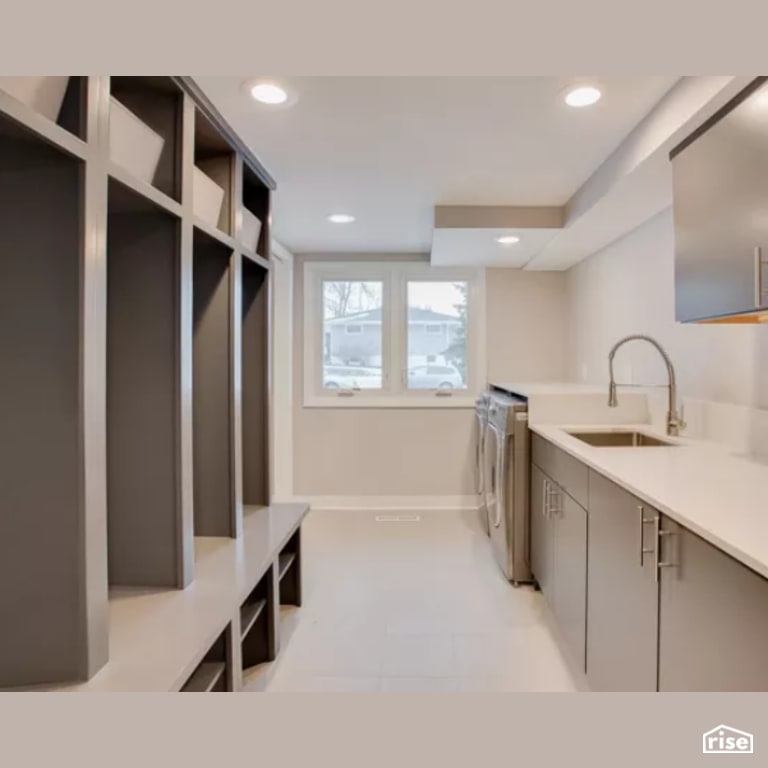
[[3, 75, 768, 693]]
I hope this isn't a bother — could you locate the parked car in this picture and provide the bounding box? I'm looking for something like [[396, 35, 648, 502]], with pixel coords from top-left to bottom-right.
[[407, 364, 464, 389], [323, 365, 382, 389]]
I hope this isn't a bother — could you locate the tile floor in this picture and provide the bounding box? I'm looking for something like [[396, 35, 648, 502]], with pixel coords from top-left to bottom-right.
[[244, 508, 587, 692]]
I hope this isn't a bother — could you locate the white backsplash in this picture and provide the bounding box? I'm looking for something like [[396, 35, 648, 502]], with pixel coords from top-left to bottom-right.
[[527, 384, 768, 465], [528, 391, 650, 426], [644, 388, 768, 463]]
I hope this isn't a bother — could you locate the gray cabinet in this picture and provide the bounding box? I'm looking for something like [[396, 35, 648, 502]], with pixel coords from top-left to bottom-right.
[[658, 517, 768, 691], [551, 489, 587, 671], [530, 465, 554, 604], [531, 432, 768, 691], [530, 439, 587, 670], [672, 77, 768, 322], [586, 472, 659, 691]]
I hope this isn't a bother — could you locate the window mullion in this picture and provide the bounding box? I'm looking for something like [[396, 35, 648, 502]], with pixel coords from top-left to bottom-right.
[[387, 268, 403, 396]]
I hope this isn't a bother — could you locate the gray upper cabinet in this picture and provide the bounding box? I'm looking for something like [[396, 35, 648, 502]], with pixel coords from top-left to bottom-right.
[[658, 517, 768, 691], [672, 77, 768, 322], [587, 472, 658, 691]]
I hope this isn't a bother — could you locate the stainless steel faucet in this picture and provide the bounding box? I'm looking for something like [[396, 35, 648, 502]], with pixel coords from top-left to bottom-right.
[[607, 335, 686, 437]]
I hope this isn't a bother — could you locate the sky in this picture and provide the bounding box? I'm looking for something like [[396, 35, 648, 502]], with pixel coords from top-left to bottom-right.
[[324, 280, 465, 318], [408, 281, 465, 317]]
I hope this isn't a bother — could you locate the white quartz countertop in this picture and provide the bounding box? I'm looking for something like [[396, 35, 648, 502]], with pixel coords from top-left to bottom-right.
[[531, 423, 768, 579]]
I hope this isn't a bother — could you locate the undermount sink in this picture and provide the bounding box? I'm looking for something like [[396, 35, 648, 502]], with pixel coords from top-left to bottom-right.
[[566, 430, 677, 448]]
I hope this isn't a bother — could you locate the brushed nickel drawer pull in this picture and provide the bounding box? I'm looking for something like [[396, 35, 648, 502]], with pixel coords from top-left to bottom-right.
[[654, 516, 679, 582], [639, 504, 655, 566]]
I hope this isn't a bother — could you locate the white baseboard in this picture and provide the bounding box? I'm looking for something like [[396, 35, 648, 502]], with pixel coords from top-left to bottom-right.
[[280, 495, 481, 511]]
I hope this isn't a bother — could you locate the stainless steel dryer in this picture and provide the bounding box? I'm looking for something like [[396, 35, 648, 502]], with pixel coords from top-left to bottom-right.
[[482, 392, 532, 584], [473, 392, 491, 535]]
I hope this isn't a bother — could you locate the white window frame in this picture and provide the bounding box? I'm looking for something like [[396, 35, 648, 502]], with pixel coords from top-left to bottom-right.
[[304, 261, 486, 408]]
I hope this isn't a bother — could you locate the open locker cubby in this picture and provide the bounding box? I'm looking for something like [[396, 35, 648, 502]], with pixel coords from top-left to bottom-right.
[[106, 178, 184, 587], [278, 529, 302, 607], [193, 229, 235, 537], [180, 624, 233, 692], [109, 77, 183, 203], [241, 162, 270, 259], [239, 569, 277, 670], [0, 116, 90, 686], [0, 76, 88, 143], [194, 109, 234, 236], [56, 77, 88, 140], [242, 257, 270, 507]]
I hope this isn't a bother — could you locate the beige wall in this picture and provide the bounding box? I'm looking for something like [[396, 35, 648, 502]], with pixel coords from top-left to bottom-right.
[[293, 255, 569, 498], [485, 268, 568, 384], [566, 209, 768, 408]]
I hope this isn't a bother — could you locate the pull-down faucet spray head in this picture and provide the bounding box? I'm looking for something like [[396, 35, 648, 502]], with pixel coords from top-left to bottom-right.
[[605, 334, 685, 437], [608, 345, 619, 407]]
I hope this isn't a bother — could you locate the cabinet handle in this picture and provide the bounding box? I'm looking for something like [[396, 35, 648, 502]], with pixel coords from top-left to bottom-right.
[[654, 516, 679, 582], [548, 483, 561, 519], [543, 479, 550, 518], [639, 504, 655, 566], [755, 246, 768, 308]]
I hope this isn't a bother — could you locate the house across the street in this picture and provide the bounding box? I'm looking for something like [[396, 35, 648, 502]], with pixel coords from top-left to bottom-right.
[[324, 306, 462, 367]]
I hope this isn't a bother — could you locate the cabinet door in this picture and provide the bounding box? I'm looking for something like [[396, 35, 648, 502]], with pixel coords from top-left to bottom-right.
[[551, 488, 587, 671], [658, 517, 768, 691], [530, 465, 554, 603], [586, 472, 658, 691], [673, 79, 768, 321]]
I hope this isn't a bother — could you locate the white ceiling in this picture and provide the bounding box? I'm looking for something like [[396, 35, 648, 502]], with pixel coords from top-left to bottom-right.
[[195, 77, 678, 255]]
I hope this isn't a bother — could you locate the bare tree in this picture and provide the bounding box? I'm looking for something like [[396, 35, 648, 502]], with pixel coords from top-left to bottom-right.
[[324, 281, 353, 318], [324, 281, 381, 319]]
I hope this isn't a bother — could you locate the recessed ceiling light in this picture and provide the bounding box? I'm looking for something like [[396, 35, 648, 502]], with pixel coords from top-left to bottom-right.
[[496, 235, 520, 245], [328, 214, 355, 224], [565, 85, 602, 108], [250, 82, 288, 104]]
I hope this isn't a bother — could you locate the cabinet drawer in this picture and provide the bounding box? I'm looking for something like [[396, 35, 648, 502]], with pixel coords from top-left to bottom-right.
[[531, 434, 588, 508]]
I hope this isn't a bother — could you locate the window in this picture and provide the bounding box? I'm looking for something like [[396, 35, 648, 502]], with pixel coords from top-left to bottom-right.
[[322, 280, 382, 390], [305, 263, 485, 407], [407, 282, 466, 390]]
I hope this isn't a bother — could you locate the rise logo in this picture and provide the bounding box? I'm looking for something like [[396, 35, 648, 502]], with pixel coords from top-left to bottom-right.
[[702, 725, 754, 754]]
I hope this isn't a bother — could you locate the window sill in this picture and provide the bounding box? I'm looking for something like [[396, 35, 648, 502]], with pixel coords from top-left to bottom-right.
[[303, 395, 476, 409]]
